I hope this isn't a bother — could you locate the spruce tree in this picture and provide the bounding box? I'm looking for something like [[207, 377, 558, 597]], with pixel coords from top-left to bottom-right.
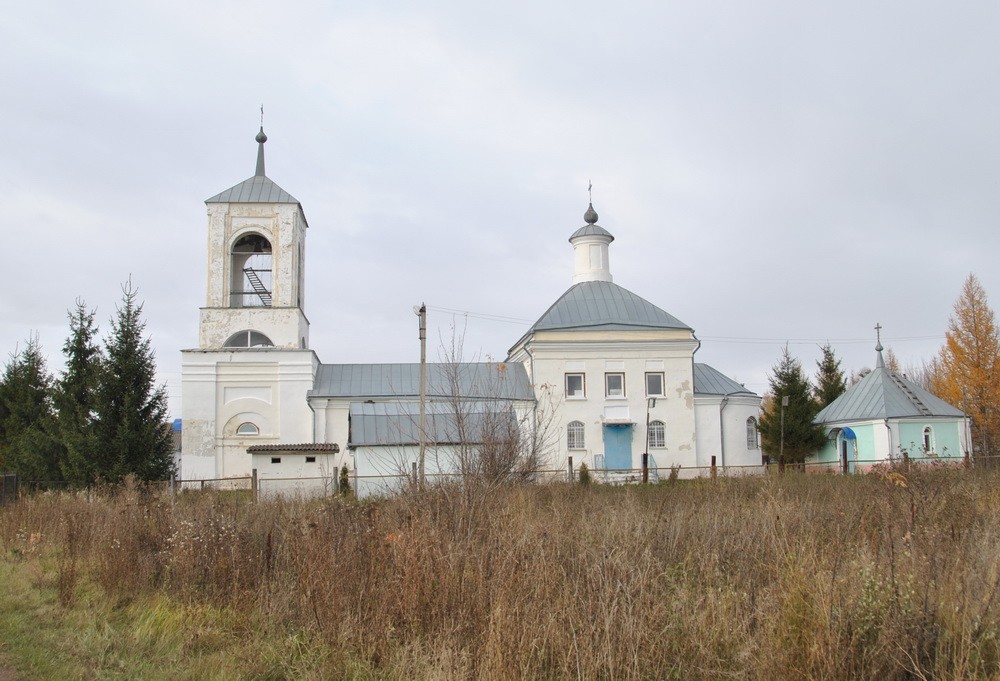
[[54, 301, 103, 485], [814, 344, 846, 408], [0, 337, 64, 482], [758, 346, 826, 465], [94, 281, 174, 482]]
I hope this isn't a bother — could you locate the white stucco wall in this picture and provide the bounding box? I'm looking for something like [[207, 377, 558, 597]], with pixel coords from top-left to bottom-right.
[[180, 348, 318, 479], [694, 395, 763, 474], [252, 450, 339, 498], [512, 329, 700, 475]]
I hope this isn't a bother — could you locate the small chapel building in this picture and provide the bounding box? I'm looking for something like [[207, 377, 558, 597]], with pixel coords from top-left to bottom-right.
[[810, 341, 970, 472], [180, 130, 763, 494]]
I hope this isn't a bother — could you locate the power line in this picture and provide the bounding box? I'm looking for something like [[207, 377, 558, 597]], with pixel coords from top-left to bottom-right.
[[426, 305, 534, 325], [699, 335, 944, 345]]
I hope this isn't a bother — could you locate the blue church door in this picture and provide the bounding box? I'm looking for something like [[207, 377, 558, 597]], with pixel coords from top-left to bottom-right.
[[603, 424, 633, 471]]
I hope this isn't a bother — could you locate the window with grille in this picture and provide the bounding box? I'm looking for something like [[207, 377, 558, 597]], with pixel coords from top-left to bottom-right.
[[747, 417, 759, 449], [567, 421, 585, 449], [648, 420, 665, 448]]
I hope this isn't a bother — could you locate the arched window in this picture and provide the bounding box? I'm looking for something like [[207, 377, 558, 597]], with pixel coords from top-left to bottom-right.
[[923, 426, 934, 453], [236, 422, 259, 436], [648, 420, 666, 448], [747, 417, 759, 450], [567, 421, 585, 450], [223, 330, 274, 348], [231, 233, 273, 308]]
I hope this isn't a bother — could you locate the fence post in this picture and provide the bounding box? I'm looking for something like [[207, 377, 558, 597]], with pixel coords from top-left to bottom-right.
[[412, 461, 418, 487], [200, 479, 205, 492], [711, 455, 717, 481], [251, 468, 258, 502], [642, 453, 649, 484], [567, 456, 574, 483]]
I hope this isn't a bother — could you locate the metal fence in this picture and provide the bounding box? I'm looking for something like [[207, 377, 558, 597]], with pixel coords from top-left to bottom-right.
[[2, 453, 993, 505], [0, 473, 16, 505]]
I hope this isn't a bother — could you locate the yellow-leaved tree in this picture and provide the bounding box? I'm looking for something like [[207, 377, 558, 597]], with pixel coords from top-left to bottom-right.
[[931, 274, 1000, 458]]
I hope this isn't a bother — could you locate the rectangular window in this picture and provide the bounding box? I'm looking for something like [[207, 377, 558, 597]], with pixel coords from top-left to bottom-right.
[[270, 457, 281, 464], [305, 456, 316, 463], [566, 373, 586, 399], [645, 372, 664, 397], [605, 372, 625, 398]]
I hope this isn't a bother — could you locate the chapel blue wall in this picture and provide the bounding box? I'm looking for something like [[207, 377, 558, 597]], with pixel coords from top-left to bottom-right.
[[897, 420, 964, 462]]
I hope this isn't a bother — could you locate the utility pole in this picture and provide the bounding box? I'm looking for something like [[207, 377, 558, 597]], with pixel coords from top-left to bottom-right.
[[416, 303, 427, 487], [780, 395, 789, 467]]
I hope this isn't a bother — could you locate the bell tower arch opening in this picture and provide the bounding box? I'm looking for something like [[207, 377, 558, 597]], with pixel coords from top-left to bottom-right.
[[231, 233, 273, 308]]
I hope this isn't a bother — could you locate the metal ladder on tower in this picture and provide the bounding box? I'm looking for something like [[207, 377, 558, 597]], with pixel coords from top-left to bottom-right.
[[243, 268, 272, 306]]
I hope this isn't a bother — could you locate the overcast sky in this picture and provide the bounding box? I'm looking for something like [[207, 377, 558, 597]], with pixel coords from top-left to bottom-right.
[[2, 1, 999, 417]]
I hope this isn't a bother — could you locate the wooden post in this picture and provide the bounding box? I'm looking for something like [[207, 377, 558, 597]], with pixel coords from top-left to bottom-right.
[[567, 456, 574, 483], [641, 453, 649, 484], [711, 455, 717, 481], [200, 479, 205, 492], [251, 468, 258, 502], [412, 461, 418, 486]]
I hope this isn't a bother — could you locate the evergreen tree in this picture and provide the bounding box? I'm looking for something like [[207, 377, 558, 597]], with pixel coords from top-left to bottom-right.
[[814, 344, 846, 408], [758, 346, 826, 465], [931, 274, 1000, 456], [94, 281, 174, 482], [0, 337, 64, 481], [54, 301, 103, 485]]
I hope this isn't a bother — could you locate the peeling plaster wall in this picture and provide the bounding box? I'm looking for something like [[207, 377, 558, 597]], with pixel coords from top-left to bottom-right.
[[180, 348, 317, 479], [201, 202, 309, 350]]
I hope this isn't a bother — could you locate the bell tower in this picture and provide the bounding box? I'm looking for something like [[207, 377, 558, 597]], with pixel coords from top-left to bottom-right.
[[199, 127, 310, 350], [181, 126, 318, 481]]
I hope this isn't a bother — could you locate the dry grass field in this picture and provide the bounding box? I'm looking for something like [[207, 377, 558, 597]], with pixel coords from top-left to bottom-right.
[[1, 466, 999, 679]]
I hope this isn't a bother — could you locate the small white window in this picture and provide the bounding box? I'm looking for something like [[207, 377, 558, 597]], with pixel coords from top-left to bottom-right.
[[270, 456, 281, 464], [645, 372, 664, 397], [567, 421, 585, 450], [923, 426, 934, 453], [747, 417, 759, 450], [305, 456, 316, 463], [648, 420, 666, 448], [236, 422, 259, 436], [566, 373, 586, 399], [605, 372, 625, 398]]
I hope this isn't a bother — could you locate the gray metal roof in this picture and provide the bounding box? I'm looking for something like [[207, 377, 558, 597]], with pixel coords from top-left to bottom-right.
[[205, 175, 299, 204], [527, 280, 692, 334], [348, 401, 517, 447], [569, 223, 615, 241], [310, 363, 534, 400], [693, 363, 758, 396], [815, 357, 964, 424]]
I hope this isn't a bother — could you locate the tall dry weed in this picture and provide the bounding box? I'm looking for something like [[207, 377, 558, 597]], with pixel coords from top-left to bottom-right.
[[2, 467, 1000, 678]]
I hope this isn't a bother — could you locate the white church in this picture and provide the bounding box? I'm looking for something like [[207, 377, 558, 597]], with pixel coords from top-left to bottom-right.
[[180, 129, 763, 495]]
